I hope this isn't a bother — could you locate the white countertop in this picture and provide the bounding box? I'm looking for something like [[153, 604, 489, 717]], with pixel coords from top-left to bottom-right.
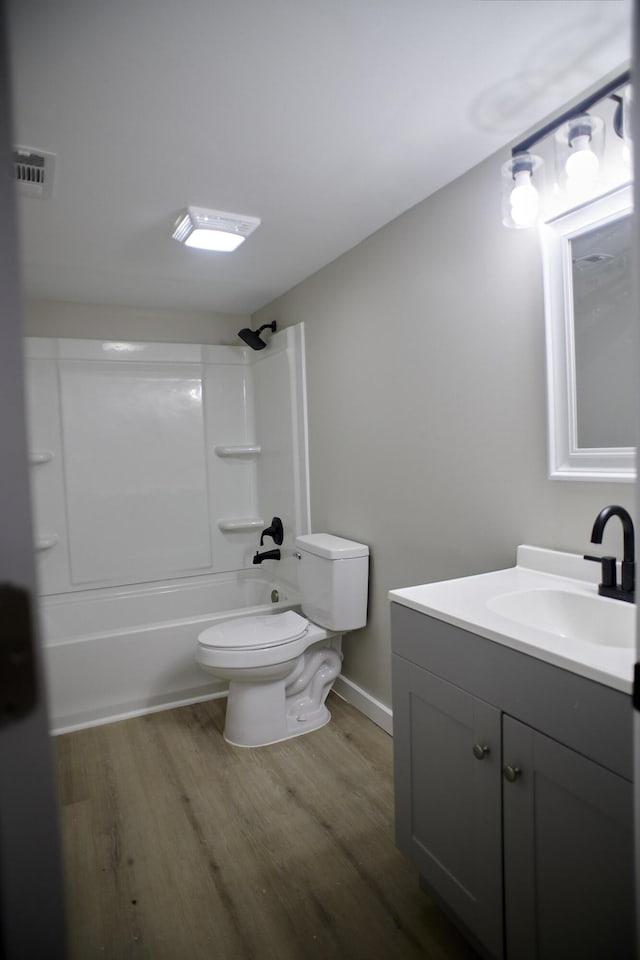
[[389, 546, 636, 694]]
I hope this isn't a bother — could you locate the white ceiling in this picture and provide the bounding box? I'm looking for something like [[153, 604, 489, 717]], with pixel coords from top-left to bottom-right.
[[7, 0, 632, 316]]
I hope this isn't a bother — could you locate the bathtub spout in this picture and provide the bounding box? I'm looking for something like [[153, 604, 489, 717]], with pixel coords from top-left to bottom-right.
[[253, 548, 281, 564]]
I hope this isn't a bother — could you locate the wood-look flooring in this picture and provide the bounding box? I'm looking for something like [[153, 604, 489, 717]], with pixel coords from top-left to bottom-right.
[[55, 693, 478, 960]]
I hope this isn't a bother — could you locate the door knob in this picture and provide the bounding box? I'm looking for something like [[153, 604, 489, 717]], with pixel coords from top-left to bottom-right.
[[503, 765, 522, 783], [472, 743, 490, 760]]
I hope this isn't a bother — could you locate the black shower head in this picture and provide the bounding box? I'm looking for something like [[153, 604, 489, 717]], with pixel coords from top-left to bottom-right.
[[238, 321, 277, 351]]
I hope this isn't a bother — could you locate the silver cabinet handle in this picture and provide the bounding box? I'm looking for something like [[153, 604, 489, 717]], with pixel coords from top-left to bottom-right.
[[472, 743, 490, 760], [503, 765, 522, 783]]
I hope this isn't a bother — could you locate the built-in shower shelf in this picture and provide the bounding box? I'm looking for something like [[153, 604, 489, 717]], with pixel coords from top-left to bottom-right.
[[214, 445, 261, 458], [217, 518, 264, 533], [29, 450, 54, 465], [35, 534, 58, 551]]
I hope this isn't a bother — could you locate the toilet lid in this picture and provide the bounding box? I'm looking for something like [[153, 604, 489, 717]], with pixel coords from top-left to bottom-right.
[[198, 610, 309, 651]]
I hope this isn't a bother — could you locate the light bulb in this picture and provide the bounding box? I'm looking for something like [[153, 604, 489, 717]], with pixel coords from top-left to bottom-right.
[[509, 170, 539, 227], [501, 152, 543, 229], [565, 134, 599, 195]]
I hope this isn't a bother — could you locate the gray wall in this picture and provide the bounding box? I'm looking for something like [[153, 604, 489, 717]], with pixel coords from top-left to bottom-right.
[[253, 146, 635, 707], [23, 300, 247, 344]]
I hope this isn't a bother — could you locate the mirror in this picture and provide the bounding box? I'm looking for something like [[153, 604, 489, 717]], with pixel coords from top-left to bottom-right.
[[540, 184, 635, 481]]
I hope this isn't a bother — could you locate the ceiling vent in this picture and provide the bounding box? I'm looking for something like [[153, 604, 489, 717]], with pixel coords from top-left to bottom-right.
[[14, 147, 56, 198]]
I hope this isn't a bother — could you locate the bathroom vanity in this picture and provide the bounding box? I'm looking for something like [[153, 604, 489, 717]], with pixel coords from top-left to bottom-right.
[[390, 547, 635, 960]]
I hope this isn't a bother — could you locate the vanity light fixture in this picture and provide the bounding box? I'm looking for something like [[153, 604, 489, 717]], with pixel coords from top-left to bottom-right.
[[172, 206, 261, 252], [501, 69, 631, 228], [555, 113, 604, 200], [501, 152, 543, 228]]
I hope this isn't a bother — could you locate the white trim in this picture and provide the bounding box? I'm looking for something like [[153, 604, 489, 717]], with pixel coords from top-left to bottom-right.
[[51, 676, 394, 740], [50, 688, 227, 736], [332, 675, 393, 736], [540, 185, 635, 481], [290, 322, 312, 535]]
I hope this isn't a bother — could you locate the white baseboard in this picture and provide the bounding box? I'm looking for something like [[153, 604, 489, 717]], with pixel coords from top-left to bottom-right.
[[51, 673, 394, 739], [332, 675, 393, 736], [51, 688, 227, 736]]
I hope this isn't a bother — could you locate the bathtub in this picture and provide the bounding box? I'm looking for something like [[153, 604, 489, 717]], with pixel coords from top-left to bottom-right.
[[40, 571, 298, 734]]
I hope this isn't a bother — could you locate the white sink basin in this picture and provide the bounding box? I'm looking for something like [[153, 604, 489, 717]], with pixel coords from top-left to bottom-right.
[[389, 545, 637, 693], [487, 588, 634, 649]]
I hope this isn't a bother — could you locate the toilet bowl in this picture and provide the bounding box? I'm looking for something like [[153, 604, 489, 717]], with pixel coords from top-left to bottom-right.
[[196, 533, 369, 747], [197, 610, 342, 746]]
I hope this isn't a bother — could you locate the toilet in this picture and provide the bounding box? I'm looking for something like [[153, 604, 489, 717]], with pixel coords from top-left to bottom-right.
[[196, 533, 369, 747]]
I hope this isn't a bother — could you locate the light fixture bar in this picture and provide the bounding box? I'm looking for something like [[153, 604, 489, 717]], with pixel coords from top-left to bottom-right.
[[511, 69, 630, 158]]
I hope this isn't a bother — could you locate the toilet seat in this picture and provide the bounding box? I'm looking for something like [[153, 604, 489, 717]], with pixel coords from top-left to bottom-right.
[[198, 610, 309, 652]]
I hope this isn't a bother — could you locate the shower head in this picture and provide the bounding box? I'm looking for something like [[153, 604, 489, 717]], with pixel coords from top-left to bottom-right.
[[238, 321, 277, 351]]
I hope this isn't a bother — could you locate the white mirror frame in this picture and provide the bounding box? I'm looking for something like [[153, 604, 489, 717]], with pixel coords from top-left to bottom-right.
[[540, 184, 635, 482]]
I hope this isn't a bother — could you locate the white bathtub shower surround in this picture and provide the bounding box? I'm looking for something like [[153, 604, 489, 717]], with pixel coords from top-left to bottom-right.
[[253, 331, 311, 589], [43, 571, 297, 733], [24, 326, 310, 595], [24, 324, 311, 732], [60, 354, 211, 583]]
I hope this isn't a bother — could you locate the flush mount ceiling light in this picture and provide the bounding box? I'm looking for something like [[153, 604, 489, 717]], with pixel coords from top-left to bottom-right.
[[172, 206, 261, 252], [501, 70, 631, 229]]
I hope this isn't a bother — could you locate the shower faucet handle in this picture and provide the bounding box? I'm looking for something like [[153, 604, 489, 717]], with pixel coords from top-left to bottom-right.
[[260, 516, 284, 546]]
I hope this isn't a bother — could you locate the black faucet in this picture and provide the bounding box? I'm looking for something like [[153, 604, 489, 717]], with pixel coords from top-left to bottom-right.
[[253, 548, 281, 564], [584, 505, 635, 603], [260, 517, 284, 546]]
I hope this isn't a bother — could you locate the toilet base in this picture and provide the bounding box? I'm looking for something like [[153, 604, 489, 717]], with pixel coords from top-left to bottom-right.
[[222, 639, 342, 747], [224, 702, 331, 748]]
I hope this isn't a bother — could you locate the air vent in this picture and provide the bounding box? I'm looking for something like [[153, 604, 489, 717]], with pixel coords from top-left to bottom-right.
[[14, 147, 56, 199]]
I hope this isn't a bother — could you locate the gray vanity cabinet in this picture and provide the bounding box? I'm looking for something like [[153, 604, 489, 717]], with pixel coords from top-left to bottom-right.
[[502, 716, 634, 960], [391, 602, 634, 960], [393, 659, 504, 958]]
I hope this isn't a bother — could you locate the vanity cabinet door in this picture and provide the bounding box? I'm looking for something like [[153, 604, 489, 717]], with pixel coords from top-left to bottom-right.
[[393, 657, 503, 959], [502, 715, 635, 960]]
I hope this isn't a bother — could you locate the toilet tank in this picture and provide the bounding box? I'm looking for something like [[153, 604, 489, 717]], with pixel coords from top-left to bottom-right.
[[295, 534, 369, 631]]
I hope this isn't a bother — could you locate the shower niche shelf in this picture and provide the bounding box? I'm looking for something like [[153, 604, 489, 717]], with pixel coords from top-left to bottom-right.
[[214, 445, 261, 458], [217, 518, 264, 534]]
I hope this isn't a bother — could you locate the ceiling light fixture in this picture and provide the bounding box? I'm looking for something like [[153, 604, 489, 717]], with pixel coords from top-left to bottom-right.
[[172, 206, 261, 252], [501, 69, 630, 229]]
